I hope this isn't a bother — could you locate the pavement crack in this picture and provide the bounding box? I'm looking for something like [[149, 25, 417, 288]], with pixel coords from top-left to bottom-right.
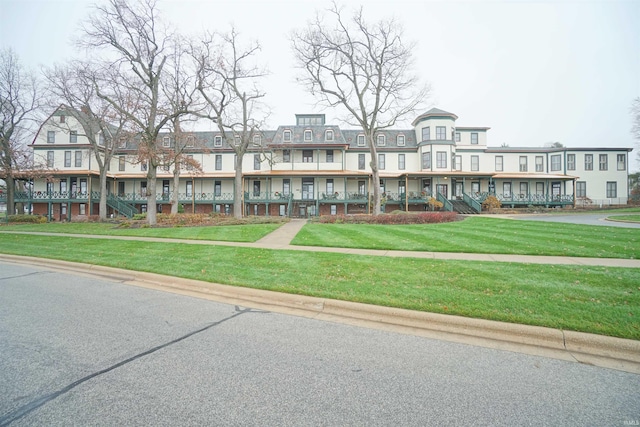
[[0, 306, 257, 427], [0, 271, 52, 282]]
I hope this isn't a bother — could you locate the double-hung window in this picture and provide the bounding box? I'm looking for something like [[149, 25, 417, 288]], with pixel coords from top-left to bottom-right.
[[436, 151, 447, 168]]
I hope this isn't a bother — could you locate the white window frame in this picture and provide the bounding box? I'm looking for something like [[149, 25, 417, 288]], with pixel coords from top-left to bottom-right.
[[550, 154, 561, 172], [422, 127, 430, 141], [397, 134, 405, 146], [495, 156, 503, 172], [471, 155, 479, 171], [214, 136, 223, 147], [436, 126, 446, 140], [617, 154, 626, 170], [304, 130, 312, 142], [163, 136, 170, 147], [69, 131, 77, 143], [325, 129, 334, 142], [378, 153, 385, 170], [64, 151, 71, 167], [470, 133, 478, 144], [283, 130, 292, 142], [377, 134, 385, 146], [186, 135, 195, 147], [398, 153, 405, 170], [357, 134, 365, 147], [75, 151, 82, 167], [47, 131, 55, 143]]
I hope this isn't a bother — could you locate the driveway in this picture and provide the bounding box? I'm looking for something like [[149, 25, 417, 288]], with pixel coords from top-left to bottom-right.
[[496, 212, 640, 228]]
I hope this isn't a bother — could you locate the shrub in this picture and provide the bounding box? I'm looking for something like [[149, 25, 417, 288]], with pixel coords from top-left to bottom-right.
[[482, 195, 501, 211], [7, 214, 47, 223], [132, 213, 147, 220], [314, 212, 459, 225], [427, 197, 443, 210]]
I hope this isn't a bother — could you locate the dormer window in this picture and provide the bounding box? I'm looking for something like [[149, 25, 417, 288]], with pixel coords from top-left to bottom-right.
[[397, 134, 405, 146], [304, 130, 312, 142], [60, 115, 65, 123], [325, 129, 334, 141], [253, 134, 261, 145], [376, 134, 385, 146], [163, 136, 170, 147], [214, 136, 222, 147], [357, 134, 365, 147], [118, 137, 126, 148], [186, 136, 195, 147], [283, 130, 292, 142]]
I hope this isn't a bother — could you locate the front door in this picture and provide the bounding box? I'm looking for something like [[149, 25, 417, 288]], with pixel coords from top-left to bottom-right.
[[118, 181, 125, 197], [454, 182, 463, 198], [436, 184, 448, 198], [302, 178, 314, 200]]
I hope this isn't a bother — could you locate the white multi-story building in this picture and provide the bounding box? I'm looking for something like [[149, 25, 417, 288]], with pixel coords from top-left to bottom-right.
[[7, 107, 631, 220]]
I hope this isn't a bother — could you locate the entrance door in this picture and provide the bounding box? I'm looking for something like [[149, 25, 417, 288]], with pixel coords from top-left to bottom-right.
[[436, 184, 448, 198], [552, 182, 561, 200], [118, 182, 125, 197], [454, 182, 463, 198], [302, 178, 314, 200]]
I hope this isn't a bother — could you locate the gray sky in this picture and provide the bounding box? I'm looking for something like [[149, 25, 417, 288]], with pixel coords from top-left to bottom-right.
[[2, 0, 639, 168]]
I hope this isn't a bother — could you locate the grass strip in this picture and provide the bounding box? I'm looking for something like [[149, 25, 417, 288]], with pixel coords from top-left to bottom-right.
[[0, 222, 280, 242], [293, 217, 640, 259], [608, 215, 640, 223], [0, 233, 638, 340]]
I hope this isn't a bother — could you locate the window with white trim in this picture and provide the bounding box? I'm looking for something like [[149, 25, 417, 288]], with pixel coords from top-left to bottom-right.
[[214, 136, 222, 147], [75, 151, 82, 167], [304, 130, 312, 142], [163, 136, 170, 147], [378, 153, 385, 170], [283, 130, 292, 142], [576, 181, 586, 198], [495, 156, 503, 172], [567, 154, 575, 170], [215, 154, 222, 170], [358, 154, 365, 170], [357, 134, 365, 146], [397, 134, 405, 146], [47, 131, 55, 143], [69, 131, 77, 143], [617, 154, 626, 170], [606, 181, 617, 198], [436, 151, 447, 168], [519, 156, 527, 172], [470, 133, 478, 144], [535, 156, 543, 172], [453, 155, 461, 170], [422, 152, 431, 169], [599, 154, 608, 171], [455, 132, 461, 142], [186, 136, 195, 147], [422, 127, 430, 141], [64, 151, 71, 167], [550, 154, 561, 171], [471, 155, 479, 171], [325, 129, 334, 141], [377, 134, 385, 146], [584, 154, 593, 170], [436, 126, 446, 140], [398, 153, 405, 170]]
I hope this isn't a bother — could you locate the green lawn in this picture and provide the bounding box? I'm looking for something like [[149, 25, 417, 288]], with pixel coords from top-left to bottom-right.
[[292, 217, 640, 259], [609, 215, 640, 223], [0, 233, 638, 339], [0, 221, 280, 242]]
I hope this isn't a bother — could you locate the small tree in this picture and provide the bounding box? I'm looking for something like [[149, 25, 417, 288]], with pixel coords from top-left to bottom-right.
[[194, 28, 268, 219], [292, 3, 429, 215]]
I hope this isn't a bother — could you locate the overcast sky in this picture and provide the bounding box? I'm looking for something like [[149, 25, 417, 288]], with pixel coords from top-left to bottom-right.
[[2, 0, 639, 168]]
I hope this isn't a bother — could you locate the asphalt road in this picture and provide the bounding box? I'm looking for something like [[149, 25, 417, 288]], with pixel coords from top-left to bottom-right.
[[1, 262, 638, 426]]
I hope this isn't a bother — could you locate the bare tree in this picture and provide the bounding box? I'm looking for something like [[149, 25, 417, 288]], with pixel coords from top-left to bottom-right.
[[292, 4, 429, 215], [44, 62, 133, 220], [194, 28, 268, 219], [0, 48, 41, 215], [161, 38, 205, 213], [632, 97, 640, 164], [80, 0, 194, 225]]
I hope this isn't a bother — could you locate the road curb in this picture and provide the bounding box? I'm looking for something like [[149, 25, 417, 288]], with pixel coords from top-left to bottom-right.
[[2, 254, 639, 374]]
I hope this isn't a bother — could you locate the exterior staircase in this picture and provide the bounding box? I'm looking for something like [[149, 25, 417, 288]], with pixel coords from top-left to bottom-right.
[[107, 194, 138, 218], [450, 199, 478, 214]]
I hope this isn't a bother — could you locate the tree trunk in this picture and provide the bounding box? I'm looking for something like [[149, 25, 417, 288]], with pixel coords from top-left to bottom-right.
[[146, 165, 158, 225], [234, 163, 243, 219], [171, 166, 180, 214], [5, 175, 15, 216], [368, 134, 381, 215], [99, 169, 108, 221]]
